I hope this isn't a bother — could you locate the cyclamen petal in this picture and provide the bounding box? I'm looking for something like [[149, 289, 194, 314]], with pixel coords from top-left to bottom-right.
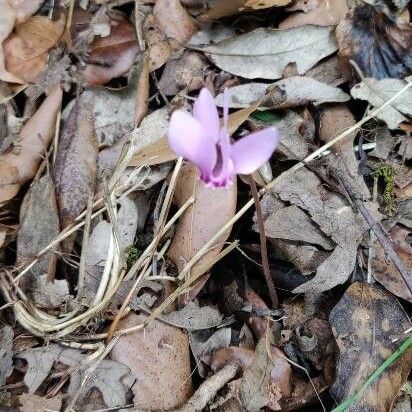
[[193, 88, 220, 143], [230, 127, 279, 175], [168, 110, 217, 176]]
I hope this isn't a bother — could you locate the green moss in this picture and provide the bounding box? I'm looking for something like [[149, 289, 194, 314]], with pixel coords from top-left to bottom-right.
[[125, 245, 140, 268], [251, 110, 280, 124], [372, 163, 396, 215]]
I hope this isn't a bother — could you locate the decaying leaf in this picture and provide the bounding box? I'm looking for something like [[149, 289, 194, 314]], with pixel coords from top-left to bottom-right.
[[111, 313, 192, 410], [80, 17, 139, 86], [330, 282, 412, 411], [280, 0, 348, 29], [0, 85, 62, 204], [0, 325, 13, 386], [53, 97, 98, 234], [153, 0, 198, 50], [372, 225, 412, 303], [336, 4, 412, 79], [203, 26, 338, 80], [215, 77, 349, 109], [4, 16, 64, 83], [17, 174, 60, 291], [168, 164, 237, 301], [19, 393, 63, 412], [18, 344, 131, 408], [351, 78, 412, 130], [245, 0, 292, 9], [31, 274, 70, 308]]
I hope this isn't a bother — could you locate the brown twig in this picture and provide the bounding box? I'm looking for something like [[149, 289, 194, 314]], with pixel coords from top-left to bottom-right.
[[246, 175, 278, 308]]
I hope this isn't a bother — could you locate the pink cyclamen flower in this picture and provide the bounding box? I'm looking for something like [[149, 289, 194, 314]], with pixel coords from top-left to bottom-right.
[[168, 87, 279, 188]]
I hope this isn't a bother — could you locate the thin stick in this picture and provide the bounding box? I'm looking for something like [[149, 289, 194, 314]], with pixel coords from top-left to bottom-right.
[[246, 175, 277, 308]]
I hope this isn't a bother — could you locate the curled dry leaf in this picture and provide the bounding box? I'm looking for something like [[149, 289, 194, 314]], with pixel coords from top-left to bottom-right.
[[244, 286, 269, 339], [351, 78, 412, 130], [111, 313, 192, 410], [330, 282, 412, 411], [53, 97, 98, 235], [168, 163, 237, 302], [4, 16, 65, 83], [280, 0, 348, 29], [80, 17, 139, 86], [203, 26, 338, 80], [153, 0, 198, 50], [0, 85, 62, 204], [336, 4, 412, 79], [215, 77, 349, 109], [17, 174, 60, 291], [372, 225, 412, 303]]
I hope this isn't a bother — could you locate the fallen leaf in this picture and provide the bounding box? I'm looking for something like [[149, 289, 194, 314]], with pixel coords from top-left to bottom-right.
[[7, 0, 44, 23], [144, 13, 172, 71], [244, 286, 270, 339], [280, 0, 348, 29], [80, 17, 139, 86], [330, 282, 412, 411], [198, 0, 247, 20], [215, 77, 349, 109], [336, 3, 412, 79], [351, 78, 412, 130], [18, 344, 131, 408], [158, 51, 207, 96], [304, 55, 350, 86], [53, 97, 98, 236], [162, 301, 223, 330], [4, 16, 65, 83], [203, 26, 338, 80], [168, 163, 237, 301], [111, 312, 192, 410], [0, 85, 62, 204], [211, 346, 255, 372], [19, 393, 63, 412], [153, 0, 198, 50], [245, 0, 292, 9], [189, 24, 235, 46], [0, 325, 13, 386], [17, 174, 60, 291], [372, 225, 412, 303], [32, 274, 70, 308]]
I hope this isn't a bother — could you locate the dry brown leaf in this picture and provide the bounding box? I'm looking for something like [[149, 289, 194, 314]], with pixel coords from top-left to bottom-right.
[[168, 163, 237, 302], [19, 393, 63, 412], [245, 0, 291, 9], [53, 97, 98, 236], [153, 0, 198, 50], [80, 17, 139, 86], [330, 282, 412, 411], [144, 13, 172, 71], [199, 0, 247, 20], [372, 225, 412, 303], [111, 312, 192, 410], [17, 174, 60, 291], [0, 85, 62, 204], [244, 286, 269, 339], [336, 4, 412, 79], [211, 346, 255, 372], [4, 16, 65, 83], [280, 0, 348, 29], [129, 136, 177, 168]]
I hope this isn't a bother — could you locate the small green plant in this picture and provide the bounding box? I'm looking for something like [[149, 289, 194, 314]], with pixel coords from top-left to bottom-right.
[[372, 163, 396, 215], [125, 245, 140, 268]]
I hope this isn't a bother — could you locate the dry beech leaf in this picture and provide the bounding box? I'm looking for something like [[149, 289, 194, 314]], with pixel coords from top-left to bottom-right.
[[153, 0, 198, 50], [0, 85, 62, 204], [80, 17, 139, 86], [4, 16, 65, 83], [330, 282, 412, 411], [168, 163, 237, 301], [111, 312, 192, 410], [245, 0, 291, 9], [203, 26, 337, 80], [280, 0, 348, 29], [351, 78, 412, 130], [53, 98, 98, 234], [17, 174, 60, 291], [336, 4, 412, 79], [215, 77, 349, 109], [144, 13, 172, 71], [372, 225, 412, 303], [19, 393, 63, 412]]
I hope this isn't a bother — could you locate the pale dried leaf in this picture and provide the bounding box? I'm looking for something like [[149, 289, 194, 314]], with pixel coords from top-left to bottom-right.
[[32, 274, 70, 308], [7, 0, 44, 23], [351, 78, 412, 129], [203, 26, 337, 80], [111, 313, 192, 410], [0, 85, 62, 204], [19, 393, 63, 412], [0, 325, 13, 385], [245, 0, 291, 9]]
